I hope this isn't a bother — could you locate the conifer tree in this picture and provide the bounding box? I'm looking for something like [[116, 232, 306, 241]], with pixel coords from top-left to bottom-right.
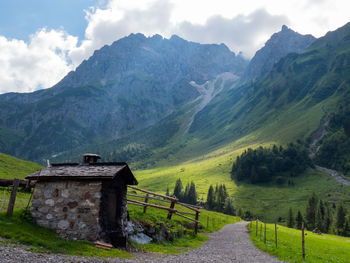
[[296, 210, 303, 229], [183, 183, 190, 203], [207, 185, 215, 209], [187, 181, 198, 205], [306, 193, 318, 229], [336, 201, 346, 234], [224, 197, 236, 215], [237, 208, 243, 217], [343, 219, 350, 237], [287, 208, 295, 228], [173, 178, 183, 200], [315, 203, 324, 232], [324, 204, 332, 233]]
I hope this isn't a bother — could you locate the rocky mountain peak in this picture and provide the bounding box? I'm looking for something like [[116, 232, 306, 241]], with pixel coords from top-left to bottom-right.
[[281, 24, 289, 31], [243, 26, 316, 80]]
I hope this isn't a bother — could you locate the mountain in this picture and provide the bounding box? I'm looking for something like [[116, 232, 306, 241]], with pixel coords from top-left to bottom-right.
[[1, 22, 350, 171], [0, 34, 247, 161], [1, 22, 350, 224], [187, 22, 350, 160], [243, 25, 316, 81], [47, 23, 350, 170]]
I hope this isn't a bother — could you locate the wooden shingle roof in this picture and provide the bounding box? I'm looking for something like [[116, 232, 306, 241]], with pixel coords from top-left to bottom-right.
[[26, 162, 138, 185]]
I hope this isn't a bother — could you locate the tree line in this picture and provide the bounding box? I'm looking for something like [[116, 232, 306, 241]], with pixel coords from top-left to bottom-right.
[[231, 143, 312, 184], [287, 193, 350, 236], [206, 184, 236, 215], [167, 179, 236, 215], [167, 178, 198, 205]]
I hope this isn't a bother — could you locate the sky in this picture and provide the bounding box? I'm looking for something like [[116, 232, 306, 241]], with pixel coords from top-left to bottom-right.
[[0, 0, 350, 94]]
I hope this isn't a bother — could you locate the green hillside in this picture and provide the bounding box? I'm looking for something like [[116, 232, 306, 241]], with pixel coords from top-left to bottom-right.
[[250, 222, 350, 263], [51, 23, 350, 177], [0, 152, 42, 179], [134, 139, 350, 223]]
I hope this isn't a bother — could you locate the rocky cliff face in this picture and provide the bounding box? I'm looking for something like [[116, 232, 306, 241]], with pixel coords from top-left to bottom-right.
[[243, 25, 316, 81], [0, 34, 247, 161]]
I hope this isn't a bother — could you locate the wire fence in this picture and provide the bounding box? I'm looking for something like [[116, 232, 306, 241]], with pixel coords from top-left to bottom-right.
[[0, 185, 32, 213], [249, 219, 306, 260]]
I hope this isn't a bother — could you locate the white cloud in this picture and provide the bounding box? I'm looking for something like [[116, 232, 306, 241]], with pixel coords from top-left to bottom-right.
[[174, 9, 289, 58], [70, 0, 288, 63], [69, 0, 174, 67], [0, 28, 78, 93]]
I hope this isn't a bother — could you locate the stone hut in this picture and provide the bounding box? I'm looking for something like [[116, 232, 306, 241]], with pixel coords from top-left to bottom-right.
[[26, 154, 138, 247]]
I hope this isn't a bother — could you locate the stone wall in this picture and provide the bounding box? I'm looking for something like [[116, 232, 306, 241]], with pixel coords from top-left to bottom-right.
[[30, 181, 102, 241]]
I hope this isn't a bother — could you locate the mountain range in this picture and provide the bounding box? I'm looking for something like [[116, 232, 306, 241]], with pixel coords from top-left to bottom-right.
[[1, 22, 350, 172]]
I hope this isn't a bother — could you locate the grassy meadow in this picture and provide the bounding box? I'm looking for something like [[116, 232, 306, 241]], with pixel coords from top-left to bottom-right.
[[0, 152, 42, 179], [249, 221, 350, 263]]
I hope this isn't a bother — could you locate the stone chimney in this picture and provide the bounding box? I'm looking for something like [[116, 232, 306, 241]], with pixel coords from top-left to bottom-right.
[[82, 153, 101, 164]]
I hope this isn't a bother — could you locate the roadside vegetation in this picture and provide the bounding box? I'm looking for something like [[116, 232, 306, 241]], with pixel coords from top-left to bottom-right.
[[249, 221, 350, 263], [286, 193, 350, 237]]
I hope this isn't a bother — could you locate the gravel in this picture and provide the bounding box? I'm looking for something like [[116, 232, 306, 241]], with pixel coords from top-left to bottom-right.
[[1, 222, 284, 263]]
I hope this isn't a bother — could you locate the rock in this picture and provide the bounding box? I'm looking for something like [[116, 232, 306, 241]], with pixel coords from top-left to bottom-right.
[[67, 201, 78, 209], [46, 214, 53, 220], [78, 222, 86, 230], [45, 199, 55, 207], [61, 189, 69, 198], [57, 220, 69, 230], [38, 206, 49, 213], [129, 233, 152, 244], [126, 221, 135, 235], [43, 189, 52, 198]]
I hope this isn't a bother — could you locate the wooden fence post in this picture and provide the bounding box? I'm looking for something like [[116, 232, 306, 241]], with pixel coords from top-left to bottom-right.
[[275, 222, 278, 248], [167, 200, 176, 219], [256, 220, 258, 236], [7, 179, 19, 217], [194, 210, 199, 234], [143, 194, 149, 213], [264, 222, 266, 244], [302, 222, 305, 260], [260, 222, 262, 241]]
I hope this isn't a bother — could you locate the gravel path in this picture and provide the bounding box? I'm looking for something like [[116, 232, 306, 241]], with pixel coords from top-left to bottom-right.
[[1, 222, 284, 263]]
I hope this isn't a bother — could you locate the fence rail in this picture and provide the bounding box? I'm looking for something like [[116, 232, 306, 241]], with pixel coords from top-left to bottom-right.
[[0, 178, 35, 189], [127, 185, 201, 234]]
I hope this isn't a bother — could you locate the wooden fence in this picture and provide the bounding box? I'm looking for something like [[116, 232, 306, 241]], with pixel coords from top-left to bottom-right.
[[0, 178, 31, 216], [127, 185, 201, 234]]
